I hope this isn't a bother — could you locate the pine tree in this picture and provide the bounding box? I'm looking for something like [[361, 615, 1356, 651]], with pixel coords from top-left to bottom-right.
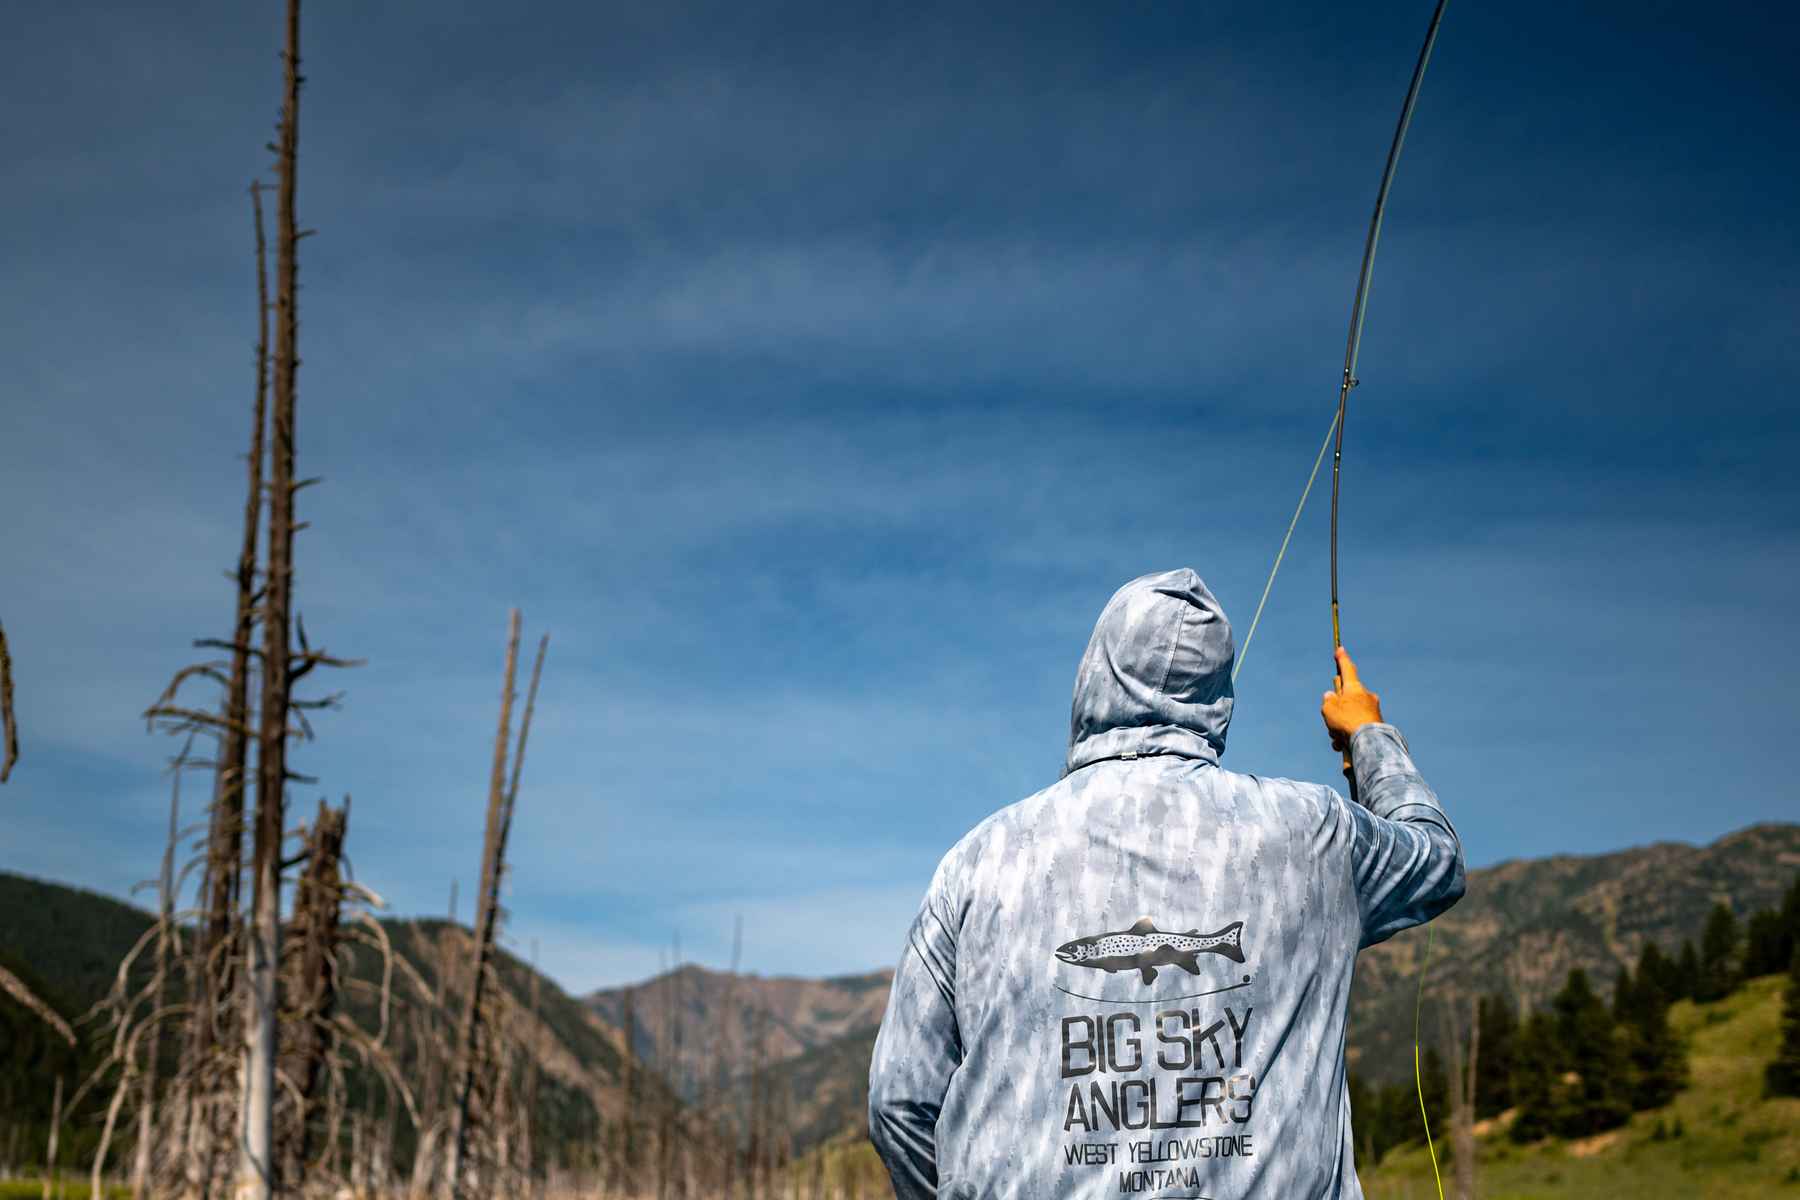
[[1474, 993, 1517, 1118], [1611, 967, 1633, 1019], [1766, 948, 1800, 1099], [1551, 968, 1632, 1136], [1746, 875, 1799, 979], [1420, 1044, 1450, 1126], [1696, 903, 1740, 1003], [1377, 1081, 1417, 1162], [1637, 942, 1677, 1006], [1348, 1072, 1376, 1164], [1508, 1011, 1564, 1143], [1782, 873, 1800, 946], [1745, 910, 1787, 979], [1675, 940, 1701, 1001], [1617, 951, 1686, 1109]]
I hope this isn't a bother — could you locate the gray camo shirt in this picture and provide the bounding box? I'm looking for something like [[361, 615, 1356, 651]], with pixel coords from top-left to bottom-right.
[[868, 568, 1465, 1200]]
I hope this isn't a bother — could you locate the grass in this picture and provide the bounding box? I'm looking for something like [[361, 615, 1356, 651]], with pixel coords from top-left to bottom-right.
[[1362, 974, 1800, 1199], [0, 1181, 131, 1200]]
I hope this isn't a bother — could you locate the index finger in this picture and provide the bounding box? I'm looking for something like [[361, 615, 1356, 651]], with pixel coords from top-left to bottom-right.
[[1334, 645, 1362, 689]]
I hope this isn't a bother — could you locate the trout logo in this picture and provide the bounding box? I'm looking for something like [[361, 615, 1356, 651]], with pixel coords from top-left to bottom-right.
[[1054, 917, 1246, 985]]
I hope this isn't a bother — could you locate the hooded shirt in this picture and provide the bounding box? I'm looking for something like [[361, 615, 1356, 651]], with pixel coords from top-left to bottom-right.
[[868, 569, 1464, 1200]]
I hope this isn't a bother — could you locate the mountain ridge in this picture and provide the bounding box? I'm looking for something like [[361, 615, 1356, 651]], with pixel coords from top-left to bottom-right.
[[571, 821, 1800, 1150], [5, 821, 1796, 1160]]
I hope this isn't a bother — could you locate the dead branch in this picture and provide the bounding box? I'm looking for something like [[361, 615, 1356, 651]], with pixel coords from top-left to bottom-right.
[[0, 620, 17, 781], [0, 964, 75, 1046]]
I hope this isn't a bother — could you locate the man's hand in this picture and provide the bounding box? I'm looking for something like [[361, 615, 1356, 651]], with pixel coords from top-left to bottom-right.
[[1322, 645, 1384, 778]]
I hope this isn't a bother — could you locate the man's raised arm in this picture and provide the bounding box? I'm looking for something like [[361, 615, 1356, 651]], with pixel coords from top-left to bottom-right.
[[1322, 646, 1466, 946]]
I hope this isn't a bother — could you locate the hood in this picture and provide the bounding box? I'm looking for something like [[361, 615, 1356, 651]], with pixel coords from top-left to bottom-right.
[[1065, 568, 1235, 775]]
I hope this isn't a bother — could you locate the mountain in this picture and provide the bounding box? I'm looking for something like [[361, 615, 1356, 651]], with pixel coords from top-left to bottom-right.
[[7, 821, 1798, 1166], [581, 822, 1800, 1150], [584, 964, 893, 1102], [798, 969, 1800, 1197], [1345, 821, 1800, 1077], [0, 871, 670, 1172]]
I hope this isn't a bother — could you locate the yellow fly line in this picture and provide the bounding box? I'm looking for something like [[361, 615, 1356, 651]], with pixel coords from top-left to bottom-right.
[[1414, 923, 1444, 1199]]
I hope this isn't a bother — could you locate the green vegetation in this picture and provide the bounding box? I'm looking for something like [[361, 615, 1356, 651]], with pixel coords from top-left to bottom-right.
[[1352, 870, 1800, 1183], [0, 1179, 130, 1200], [1362, 974, 1800, 1198], [1698, 902, 1743, 1003], [1767, 949, 1800, 1099]]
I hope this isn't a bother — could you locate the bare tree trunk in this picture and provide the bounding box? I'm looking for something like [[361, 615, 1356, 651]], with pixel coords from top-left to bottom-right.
[[43, 1075, 62, 1200], [445, 615, 547, 1198], [0, 620, 18, 782], [1448, 994, 1480, 1200], [183, 180, 272, 1198], [410, 883, 458, 1199], [277, 799, 349, 1184], [239, 1, 304, 1195], [719, 915, 742, 1200], [128, 765, 184, 1197], [521, 941, 543, 1196], [620, 991, 638, 1194], [95, 1054, 136, 1200], [445, 614, 520, 1197]]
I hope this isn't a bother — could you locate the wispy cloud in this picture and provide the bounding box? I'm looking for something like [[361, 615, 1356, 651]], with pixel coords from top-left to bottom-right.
[[3, 0, 1796, 995]]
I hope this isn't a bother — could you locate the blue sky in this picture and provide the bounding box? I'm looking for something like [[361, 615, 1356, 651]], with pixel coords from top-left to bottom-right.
[[3, 0, 1796, 992]]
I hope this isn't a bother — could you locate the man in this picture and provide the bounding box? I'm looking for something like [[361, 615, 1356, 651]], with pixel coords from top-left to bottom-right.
[[868, 568, 1464, 1199]]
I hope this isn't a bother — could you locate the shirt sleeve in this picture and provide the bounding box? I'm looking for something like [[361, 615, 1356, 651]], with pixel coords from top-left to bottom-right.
[[1342, 722, 1466, 948], [868, 868, 963, 1200]]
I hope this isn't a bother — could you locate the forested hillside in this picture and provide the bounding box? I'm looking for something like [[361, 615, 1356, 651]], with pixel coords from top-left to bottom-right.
[[0, 874, 672, 1181]]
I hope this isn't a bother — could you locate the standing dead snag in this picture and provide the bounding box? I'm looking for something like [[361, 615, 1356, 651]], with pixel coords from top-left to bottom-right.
[[0, 620, 18, 782], [276, 797, 349, 1182], [240, 0, 306, 1190], [445, 611, 548, 1198], [1446, 996, 1480, 1200], [131, 753, 188, 1199], [43, 1074, 63, 1200], [178, 174, 273, 1200]]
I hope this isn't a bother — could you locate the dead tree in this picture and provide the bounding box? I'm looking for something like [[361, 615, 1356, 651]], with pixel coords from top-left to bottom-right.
[[122, 176, 273, 1200], [445, 612, 548, 1198], [1446, 995, 1481, 1200], [43, 1075, 63, 1200], [716, 916, 743, 1200], [274, 798, 348, 1182], [129, 757, 187, 1198], [241, 1, 363, 1188], [406, 883, 460, 1197], [191, 177, 274, 1196], [240, 0, 307, 1190], [0, 620, 18, 782], [520, 940, 543, 1195], [617, 990, 640, 1193]]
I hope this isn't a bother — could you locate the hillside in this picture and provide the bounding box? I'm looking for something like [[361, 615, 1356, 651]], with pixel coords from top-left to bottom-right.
[[584, 963, 893, 1101], [0, 872, 671, 1173], [1362, 972, 1800, 1198], [791, 971, 1800, 1199], [0, 872, 164, 1011], [590, 823, 1800, 1149], [1347, 822, 1800, 1079], [7, 821, 1797, 1167]]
